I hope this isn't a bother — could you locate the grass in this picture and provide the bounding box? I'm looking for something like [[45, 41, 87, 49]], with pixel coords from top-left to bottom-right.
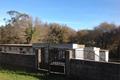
[[0, 64, 66, 80]]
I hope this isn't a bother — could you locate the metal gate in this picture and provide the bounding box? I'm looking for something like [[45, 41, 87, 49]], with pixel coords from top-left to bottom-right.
[[49, 48, 66, 74], [34, 45, 67, 74]]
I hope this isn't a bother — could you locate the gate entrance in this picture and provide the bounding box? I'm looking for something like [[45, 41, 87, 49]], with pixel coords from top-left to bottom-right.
[[49, 48, 66, 74], [34, 44, 67, 74]]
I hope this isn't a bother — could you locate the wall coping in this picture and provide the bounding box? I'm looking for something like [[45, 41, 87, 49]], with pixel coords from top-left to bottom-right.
[[71, 59, 120, 65], [0, 44, 32, 47]]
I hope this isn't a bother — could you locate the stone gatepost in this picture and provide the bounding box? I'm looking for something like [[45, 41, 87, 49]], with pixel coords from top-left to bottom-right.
[[65, 50, 73, 76], [34, 48, 41, 70]]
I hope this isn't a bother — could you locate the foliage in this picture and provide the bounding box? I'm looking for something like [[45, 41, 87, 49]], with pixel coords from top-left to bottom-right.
[[0, 10, 120, 59], [46, 23, 75, 44]]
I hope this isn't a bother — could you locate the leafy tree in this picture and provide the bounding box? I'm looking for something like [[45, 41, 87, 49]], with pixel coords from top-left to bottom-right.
[[3, 10, 33, 43], [46, 23, 64, 43], [25, 26, 34, 44], [94, 22, 116, 32], [24, 17, 35, 44]]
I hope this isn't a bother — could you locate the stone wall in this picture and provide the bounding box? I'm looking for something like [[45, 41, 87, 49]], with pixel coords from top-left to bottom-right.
[[0, 44, 34, 55], [69, 59, 120, 80], [0, 52, 36, 69]]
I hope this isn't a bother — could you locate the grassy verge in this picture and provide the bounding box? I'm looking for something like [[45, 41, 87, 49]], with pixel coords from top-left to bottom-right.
[[0, 64, 66, 80]]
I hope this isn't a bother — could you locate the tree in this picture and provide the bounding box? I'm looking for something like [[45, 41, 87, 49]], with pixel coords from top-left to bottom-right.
[[61, 26, 77, 43], [46, 23, 64, 43], [6, 10, 29, 25], [94, 22, 116, 32], [25, 26, 34, 44], [31, 18, 49, 43], [94, 22, 117, 48], [4, 10, 34, 43], [23, 16, 37, 44], [76, 30, 94, 46]]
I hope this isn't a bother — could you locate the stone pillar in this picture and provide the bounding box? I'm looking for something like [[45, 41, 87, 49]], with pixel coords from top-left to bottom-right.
[[65, 50, 72, 76], [106, 51, 109, 62], [94, 48, 100, 61], [34, 48, 41, 70]]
